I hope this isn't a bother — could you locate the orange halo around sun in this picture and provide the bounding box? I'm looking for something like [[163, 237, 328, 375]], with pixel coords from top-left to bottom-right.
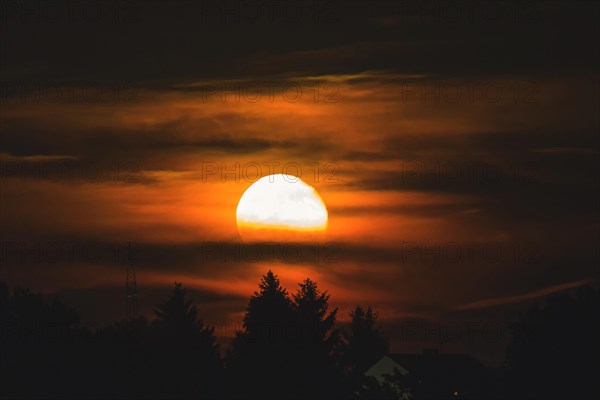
[[236, 174, 328, 242]]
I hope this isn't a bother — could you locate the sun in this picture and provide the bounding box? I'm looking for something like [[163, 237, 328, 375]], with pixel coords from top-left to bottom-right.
[[236, 174, 328, 242]]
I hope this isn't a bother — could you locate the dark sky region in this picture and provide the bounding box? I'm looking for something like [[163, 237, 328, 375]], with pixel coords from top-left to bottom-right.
[[0, 1, 598, 365]]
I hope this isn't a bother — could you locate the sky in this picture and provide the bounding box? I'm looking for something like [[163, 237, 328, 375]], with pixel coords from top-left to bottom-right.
[[1, 1, 598, 365]]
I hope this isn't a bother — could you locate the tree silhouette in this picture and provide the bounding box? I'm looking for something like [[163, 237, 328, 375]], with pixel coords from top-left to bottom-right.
[[227, 271, 296, 399], [1, 281, 228, 399], [342, 306, 389, 379], [149, 282, 222, 399], [291, 278, 343, 397], [0, 285, 79, 331], [242, 270, 295, 342], [0, 283, 82, 398], [153, 282, 218, 344], [227, 272, 349, 399], [293, 278, 338, 349], [504, 286, 600, 399]]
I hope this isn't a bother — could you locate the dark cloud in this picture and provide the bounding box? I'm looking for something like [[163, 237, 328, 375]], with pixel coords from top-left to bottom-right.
[[1, 2, 597, 84]]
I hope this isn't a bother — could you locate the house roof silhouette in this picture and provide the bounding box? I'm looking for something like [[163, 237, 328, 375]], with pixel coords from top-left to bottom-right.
[[387, 349, 487, 379], [365, 349, 494, 400]]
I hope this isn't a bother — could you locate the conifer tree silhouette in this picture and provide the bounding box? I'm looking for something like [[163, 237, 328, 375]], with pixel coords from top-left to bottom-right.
[[291, 278, 342, 397], [150, 282, 222, 399], [342, 306, 389, 378]]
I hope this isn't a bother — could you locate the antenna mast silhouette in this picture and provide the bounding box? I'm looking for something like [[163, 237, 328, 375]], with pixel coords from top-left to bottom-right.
[[126, 242, 138, 319]]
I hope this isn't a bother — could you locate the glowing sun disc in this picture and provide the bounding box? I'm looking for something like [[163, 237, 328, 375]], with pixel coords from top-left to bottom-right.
[[236, 174, 328, 240]]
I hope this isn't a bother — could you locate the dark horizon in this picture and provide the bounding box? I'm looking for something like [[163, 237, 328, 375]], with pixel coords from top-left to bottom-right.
[[2, 273, 599, 399], [34, 268, 596, 367]]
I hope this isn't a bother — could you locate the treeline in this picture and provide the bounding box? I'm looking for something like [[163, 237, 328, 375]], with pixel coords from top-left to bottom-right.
[[1, 272, 599, 399], [0, 271, 387, 399]]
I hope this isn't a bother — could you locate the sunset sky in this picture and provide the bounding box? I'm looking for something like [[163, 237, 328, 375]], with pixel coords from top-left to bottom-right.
[[1, 1, 598, 365]]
